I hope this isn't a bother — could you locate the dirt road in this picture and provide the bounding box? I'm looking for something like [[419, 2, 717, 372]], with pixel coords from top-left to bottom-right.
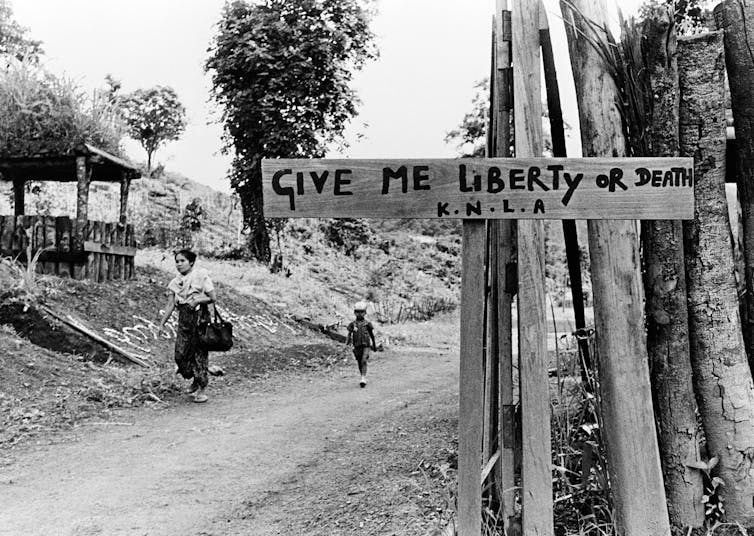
[[0, 341, 459, 536]]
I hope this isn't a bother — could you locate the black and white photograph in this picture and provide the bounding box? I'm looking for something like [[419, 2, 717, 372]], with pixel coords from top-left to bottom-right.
[[1, 0, 751, 535]]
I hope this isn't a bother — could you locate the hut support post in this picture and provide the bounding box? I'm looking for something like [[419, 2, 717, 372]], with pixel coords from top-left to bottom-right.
[[75, 156, 91, 251], [12, 178, 24, 216], [119, 174, 131, 225]]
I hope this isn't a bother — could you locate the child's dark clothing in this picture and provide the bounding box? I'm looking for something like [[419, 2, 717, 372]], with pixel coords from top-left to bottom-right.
[[347, 318, 375, 385], [348, 319, 374, 349]]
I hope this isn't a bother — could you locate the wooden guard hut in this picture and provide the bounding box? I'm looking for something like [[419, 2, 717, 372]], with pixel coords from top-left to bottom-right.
[[0, 143, 141, 281]]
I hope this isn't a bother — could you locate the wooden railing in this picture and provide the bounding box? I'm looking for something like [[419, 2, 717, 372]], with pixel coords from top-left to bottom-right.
[[0, 215, 135, 282]]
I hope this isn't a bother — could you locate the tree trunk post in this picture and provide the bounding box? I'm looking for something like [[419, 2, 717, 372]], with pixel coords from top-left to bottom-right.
[[639, 7, 705, 530], [679, 30, 754, 526], [119, 174, 131, 225], [561, 1, 672, 533], [512, 2, 553, 534], [75, 156, 91, 251], [12, 177, 25, 216], [716, 0, 754, 371]]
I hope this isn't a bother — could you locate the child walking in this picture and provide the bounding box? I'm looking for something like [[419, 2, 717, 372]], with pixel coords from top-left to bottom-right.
[[346, 301, 376, 388]]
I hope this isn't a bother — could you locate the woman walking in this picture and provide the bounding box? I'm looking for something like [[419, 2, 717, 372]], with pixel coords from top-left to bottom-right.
[[158, 249, 216, 403]]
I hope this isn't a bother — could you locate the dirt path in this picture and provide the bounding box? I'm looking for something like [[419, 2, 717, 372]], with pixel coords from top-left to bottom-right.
[[0, 342, 459, 536]]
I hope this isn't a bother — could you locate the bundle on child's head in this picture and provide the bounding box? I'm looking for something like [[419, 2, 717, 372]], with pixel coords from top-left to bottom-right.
[[354, 301, 367, 312]]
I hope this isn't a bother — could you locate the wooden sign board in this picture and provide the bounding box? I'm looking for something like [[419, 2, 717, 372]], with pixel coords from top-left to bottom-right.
[[261, 158, 694, 220]]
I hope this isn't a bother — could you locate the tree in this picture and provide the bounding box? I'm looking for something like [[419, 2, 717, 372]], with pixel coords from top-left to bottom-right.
[[205, 0, 377, 262], [119, 86, 187, 174], [0, 0, 42, 61], [444, 79, 489, 157], [445, 78, 568, 158], [680, 31, 754, 525]]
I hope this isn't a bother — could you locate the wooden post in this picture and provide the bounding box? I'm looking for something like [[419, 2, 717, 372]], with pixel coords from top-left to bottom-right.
[[74, 156, 91, 252], [640, 7, 704, 529], [539, 6, 591, 380], [680, 30, 754, 525], [119, 174, 131, 225], [561, 1, 671, 534], [12, 178, 24, 216], [513, 2, 553, 535], [457, 220, 487, 536], [492, 3, 517, 526]]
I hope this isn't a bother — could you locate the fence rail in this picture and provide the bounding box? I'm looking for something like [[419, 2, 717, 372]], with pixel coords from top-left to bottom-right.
[[0, 214, 135, 282]]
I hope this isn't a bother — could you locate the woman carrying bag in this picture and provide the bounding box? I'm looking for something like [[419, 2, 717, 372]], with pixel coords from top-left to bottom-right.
[[158, 249, 216, 403]]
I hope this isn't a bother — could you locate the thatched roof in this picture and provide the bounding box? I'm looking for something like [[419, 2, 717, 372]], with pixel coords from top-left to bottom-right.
[[0, 144, 141, 183]]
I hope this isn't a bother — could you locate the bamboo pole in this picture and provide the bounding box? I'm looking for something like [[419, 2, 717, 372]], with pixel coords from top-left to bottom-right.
[[41, 306, 150, 368], [560, 1, 671, 533], [512, 1, 553, 534]]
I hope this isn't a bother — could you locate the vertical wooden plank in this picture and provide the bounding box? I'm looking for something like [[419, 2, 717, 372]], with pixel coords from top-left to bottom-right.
[[126, 224, 135, 279], [458, 220, 487, 536], [493, 1, 517, 526], [12, 215, 23, 255], [513, 1, 553, 535], [104, 222, 114, 281], [12, 178, 24, 216], [72, 218, 87, 280], [115, 223, 125, 280], [74, 156, 90, 252], [561, 0, 672, 533], [88, 221, 100, 283], [97, 221, 108, 283], [1, 215, 14, 257], [119, 175, 131, 225], [34, 216, 46, 274], [56, 216, 71, 278], [42, 216, 55, 275]]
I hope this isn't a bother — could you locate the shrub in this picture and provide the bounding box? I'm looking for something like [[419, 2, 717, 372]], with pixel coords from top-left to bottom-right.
[[0, 58, 124, 157], [321, 218, 375, 256]]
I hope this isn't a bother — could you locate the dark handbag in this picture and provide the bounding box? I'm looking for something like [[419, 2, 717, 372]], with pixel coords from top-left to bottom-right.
[[197, 305, 233, 352]]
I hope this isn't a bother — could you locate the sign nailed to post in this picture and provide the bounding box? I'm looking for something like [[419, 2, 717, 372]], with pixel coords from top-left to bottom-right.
[[262, 157, 694, 220]]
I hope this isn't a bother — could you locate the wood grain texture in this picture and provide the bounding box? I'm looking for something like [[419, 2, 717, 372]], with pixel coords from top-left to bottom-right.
[[261, 157, 693, 220], [457, 221, 486, 536], [562, 0, 672, 533], [513, 2, 553, 535]]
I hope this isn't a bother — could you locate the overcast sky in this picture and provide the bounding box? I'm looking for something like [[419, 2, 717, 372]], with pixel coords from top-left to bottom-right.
[[12, 0, 642, 193]]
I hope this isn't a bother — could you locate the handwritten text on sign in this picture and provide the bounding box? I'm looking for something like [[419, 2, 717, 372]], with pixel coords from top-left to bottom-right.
[[261, 158, 694, 220]]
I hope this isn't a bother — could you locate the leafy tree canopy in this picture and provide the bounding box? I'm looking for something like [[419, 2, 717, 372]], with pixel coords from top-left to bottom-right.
[[205, 0, 377, 262], [446, 78, 569, 158], [118, 86, 187, 173], [638, 0, 709, 34], [0, 0, 42, 61], [444, 78, 488, 157]]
